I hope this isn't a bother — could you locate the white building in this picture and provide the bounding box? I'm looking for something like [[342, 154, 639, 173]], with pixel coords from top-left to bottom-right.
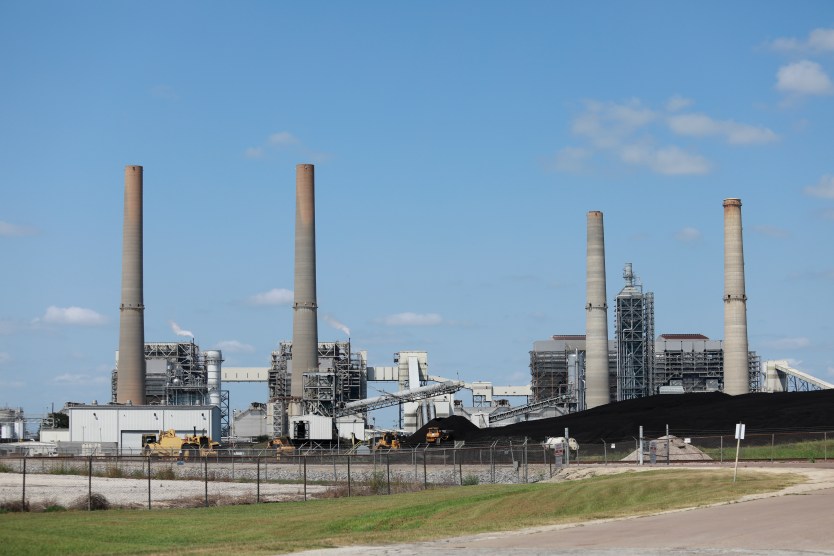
[[66, 405, 221, 454]]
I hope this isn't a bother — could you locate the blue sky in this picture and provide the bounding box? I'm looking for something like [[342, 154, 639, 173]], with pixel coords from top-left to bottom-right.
[[2, 2, 834, 421]]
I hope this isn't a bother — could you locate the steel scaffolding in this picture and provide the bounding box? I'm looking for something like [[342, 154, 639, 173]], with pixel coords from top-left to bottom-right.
[[615, 264, 655, 401], [268, 340, 367, 436]]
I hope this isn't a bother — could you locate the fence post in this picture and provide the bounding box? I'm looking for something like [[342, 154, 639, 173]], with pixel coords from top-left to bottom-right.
[[459, 448, 463, 485], [771, 433, 775, 463], [204, 457, 208, 508], [256, 456, 261, 504], [22, 456, 26, 510], [88, 455, 93, 511], [826, 432, 828, 462], [666, 424, 670, 466], [347, 456, 351, 497], [720, 436, 724, 463], [147, 455, 151, 510], [386, 454, 391, 495], [303, 456, 307, 501], [423, 451, 427, 489]]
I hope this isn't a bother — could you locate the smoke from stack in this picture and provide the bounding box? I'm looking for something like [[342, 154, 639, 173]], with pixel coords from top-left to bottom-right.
[[291, 164, 319, 414], [585, 210, 610, 409], [116, 165, 146, 405], [723, 198, 750, 395]]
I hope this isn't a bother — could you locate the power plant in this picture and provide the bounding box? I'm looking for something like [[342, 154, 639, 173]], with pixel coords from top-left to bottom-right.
[[18, 163, 832, 454]]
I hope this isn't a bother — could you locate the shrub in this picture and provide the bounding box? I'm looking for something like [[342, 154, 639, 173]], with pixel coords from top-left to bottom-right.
[[70, 493, 110, 511], [462, 474, 480, 486], [0, 463, 14, 473], [0, 500, 29, 513], [153, 467, 176, 480]]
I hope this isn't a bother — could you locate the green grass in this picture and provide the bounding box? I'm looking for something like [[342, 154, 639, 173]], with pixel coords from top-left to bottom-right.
[[0, 469, 800, 555], [700, 438, 834, 461]]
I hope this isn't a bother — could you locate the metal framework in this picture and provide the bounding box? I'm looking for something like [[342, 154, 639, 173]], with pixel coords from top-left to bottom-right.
[[615, 265, 655, 401], [488, 395, 573, 424], [268, 340, 367, 437], [336, 381, 463, 416], [653, 335, 761, 393]]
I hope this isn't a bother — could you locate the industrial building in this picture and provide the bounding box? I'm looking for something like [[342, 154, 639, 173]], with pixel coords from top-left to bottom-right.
[[0, 407, 26, 441], [48, 165, 829, 455], [111, 342, 230, 436]]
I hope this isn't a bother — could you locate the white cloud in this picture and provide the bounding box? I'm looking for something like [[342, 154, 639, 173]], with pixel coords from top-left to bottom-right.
[[776, 60, 833, 95], [40, 306, 107, 326], [170, 321, 194, 338], [546, 146, 590, 173], [268, 132, 299, 147], [216, 340, 255, 353], [771, 27, 834, 52], [244, 147, 264, 159], [248, 288, 293, 306], [803, 175, 834, 198], [675, 227, 702, 242], [245, 131, 304, 159], [53, 373, 109, 385], [572, 99, 656, 149], [767, 337, 812, 350], [665, 95, 693, 112], [620, 144, 711, 175], [0, 220, 38, 237], [381, 312, 443, 326], [667, 113, 778, 145], [323, 315, 351, 336]]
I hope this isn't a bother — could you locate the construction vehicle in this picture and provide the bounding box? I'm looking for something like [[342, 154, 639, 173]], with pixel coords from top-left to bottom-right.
[[268, 437, 295, 460], [141, 429, 220, 459], [373, 431, 401, 450], [425, 426, 453, 445]]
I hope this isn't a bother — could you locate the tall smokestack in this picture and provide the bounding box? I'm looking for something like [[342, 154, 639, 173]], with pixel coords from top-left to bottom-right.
[[723, 198, 749, 395], [585, 211, 610, 409], [291, 164, 319, 414], [116, 165, 146, 405]]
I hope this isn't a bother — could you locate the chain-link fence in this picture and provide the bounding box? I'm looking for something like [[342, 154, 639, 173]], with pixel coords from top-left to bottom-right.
[[2, 431, 832, 511]]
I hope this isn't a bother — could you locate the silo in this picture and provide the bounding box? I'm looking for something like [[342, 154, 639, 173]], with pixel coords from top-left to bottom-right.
[[204, 350, 223, 407], [291, 164, 319, 415], [585, 211, 611, 408], [723, 198, 750, 395], [116, 165, 147, 405]]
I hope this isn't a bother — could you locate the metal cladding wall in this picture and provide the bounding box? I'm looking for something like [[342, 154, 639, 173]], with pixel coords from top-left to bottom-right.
[[585, 211, 611, 408], [68, 406, 221, 450], [291, 164, 319, 401], [723, 198, 750, 395], [116, 165, 146, 404]]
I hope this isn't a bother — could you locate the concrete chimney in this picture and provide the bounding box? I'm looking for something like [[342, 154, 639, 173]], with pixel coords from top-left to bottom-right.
[[723, 198, 750, 395], [291, 164, 319, 414], [116, 165, 146, 405], [585, 211, 610, 409]]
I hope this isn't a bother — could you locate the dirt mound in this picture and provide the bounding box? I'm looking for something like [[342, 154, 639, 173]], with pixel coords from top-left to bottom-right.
[[404, 390, 834, 445]]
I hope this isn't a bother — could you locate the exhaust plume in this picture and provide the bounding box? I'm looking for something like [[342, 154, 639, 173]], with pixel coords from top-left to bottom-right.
[[324, 315, 350, 337]]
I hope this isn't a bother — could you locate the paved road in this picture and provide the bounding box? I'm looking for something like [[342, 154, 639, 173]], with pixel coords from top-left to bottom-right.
[[300, 466, 834, 556]]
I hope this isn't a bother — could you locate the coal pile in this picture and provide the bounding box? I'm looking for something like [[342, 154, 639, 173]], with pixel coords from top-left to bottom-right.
[[405, 390, 834, 445]]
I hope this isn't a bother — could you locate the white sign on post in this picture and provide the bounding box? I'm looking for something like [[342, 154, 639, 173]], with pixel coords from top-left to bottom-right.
[[733, 422, 745, 482]]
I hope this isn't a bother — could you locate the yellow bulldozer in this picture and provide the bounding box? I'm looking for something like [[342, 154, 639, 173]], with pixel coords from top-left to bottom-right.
[[373, 431, 401, 450], [268, 437, 295, 460], [141, 429, 220, 459], [425, 426, 453, 446]]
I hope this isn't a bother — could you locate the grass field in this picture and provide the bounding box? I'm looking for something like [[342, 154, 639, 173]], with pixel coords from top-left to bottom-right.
[[0, 469, 800, 555]]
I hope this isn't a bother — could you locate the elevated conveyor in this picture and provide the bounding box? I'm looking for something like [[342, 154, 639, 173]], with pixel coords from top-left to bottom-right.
[[763, 360, 833, 392]]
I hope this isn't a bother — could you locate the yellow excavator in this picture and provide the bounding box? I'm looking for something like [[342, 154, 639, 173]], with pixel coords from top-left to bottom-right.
[[142, 429, 220, 459]]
